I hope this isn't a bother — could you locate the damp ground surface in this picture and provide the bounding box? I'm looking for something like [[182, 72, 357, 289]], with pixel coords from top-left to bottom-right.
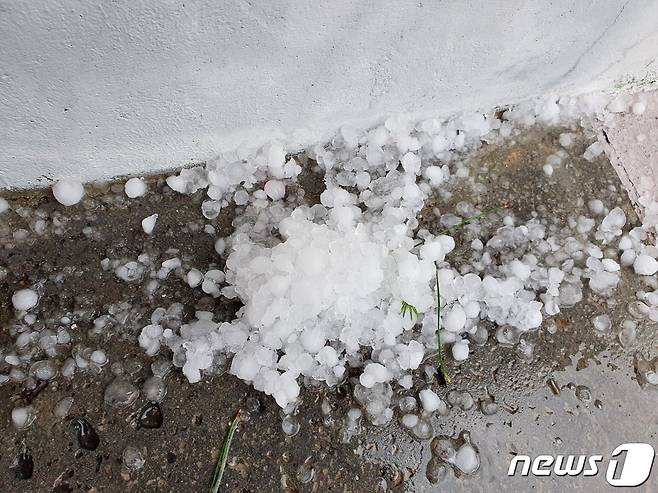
[[1, 124, 657, 492]]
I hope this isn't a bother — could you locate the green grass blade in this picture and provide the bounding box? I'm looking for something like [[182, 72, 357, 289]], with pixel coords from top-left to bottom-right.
[[210, 409, 242, 493], [434, 263, 451, 386]]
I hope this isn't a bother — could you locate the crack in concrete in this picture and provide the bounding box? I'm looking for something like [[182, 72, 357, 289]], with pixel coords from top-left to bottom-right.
[[558, 0, 631, 83]]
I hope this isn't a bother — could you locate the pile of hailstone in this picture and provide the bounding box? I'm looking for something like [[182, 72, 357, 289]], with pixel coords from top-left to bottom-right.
[[134, 92, 654, 416]]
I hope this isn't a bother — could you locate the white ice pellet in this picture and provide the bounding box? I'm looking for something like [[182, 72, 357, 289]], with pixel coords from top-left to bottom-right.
[[583, 142, 604, 162], [631, 101, 646, 115], [454, 443, 480, 474], [418, 389, 446, 413], [124, 178, 147, 198], [608, 95, 630, 113], [264, 180, 286, 200], [0, 198, 9, 214], [634, 254, 658, 276], [601, 258, 620, 272], [11, 406, 35, 430], [588, 199, 604, 216], [558, 133, 574, 148], [401, 414, 419, 428], [52, 179, 85, 206], [576, 216, 595, 234], [12, 289, 39, 311], [90, 350, 108, 366], [401, 152, 421, 174], [214, 238, 226, 255], [53, 396, 74, 419], [141, 214, 158, 235], [443, 305, 466, 332], [360, 363, 389, 388], [620, 249, 636, 267], [542, 164, 553, 176], [618, 235, 633, 250], [452, 340, 470, 361], [187, 269, 203, 288]]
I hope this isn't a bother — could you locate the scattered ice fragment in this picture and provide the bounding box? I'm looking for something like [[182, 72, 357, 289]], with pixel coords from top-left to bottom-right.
[[52, 179, 85, 206], [452, 340, 470, 361], [419, 389, 447, 414], [360, 363, 389, 388], [402, 414, 419, 428], [12, 289, 38, 311], [90, 350, 108, 366], [633, 254, 658, 276], [583, 142, 604, 162], [558, 133, 574, 148], [588, 199, 604, 216], [454, 443, 480, 475], [187, 269, 203, 288], [631, 101, 646, 115], [443, 305, 466, 332], [115, 261, 145, 282], [598, 207, 626, 241], [0, 198, 9, 214], [281, 414, 300, 436], [123, 446, 146, 470], [104, 378, 140, 407], [214, 238, 226, 255], [53, 396, 74, 419], [264, 180, 286, 200], [124, 178, 147, 198], [592, 314, 611, 335], [143, 376, 167, 402], [142, 214, 158, 235], [12, 406, 35, 430]]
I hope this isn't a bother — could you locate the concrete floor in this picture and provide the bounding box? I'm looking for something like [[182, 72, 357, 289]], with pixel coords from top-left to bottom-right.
[[1, 122, 657, 492]]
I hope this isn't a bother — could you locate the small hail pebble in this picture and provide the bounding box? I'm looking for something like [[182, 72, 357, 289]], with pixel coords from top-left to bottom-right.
[[631, 101, 646, 115], [142, 214, 158, 235], [418, 389, 446, 414], [558, 133, 574, 148], [454, 443, 480, 474], [11, 406, 35, 430], [52, 179, 85, 206], [264, 180, 286, 200], [124, 178, 148, 198], [12, 289, 39, 311], [0, 198, 9, 214], [588, 199, 605, 216], [214, 238, 226, 255], [452, 340, 470, 361], [187, 269, 204, 287], [542, 164, 554, 176], [634, 254, 658, 276], [90, 350, 108, 366]]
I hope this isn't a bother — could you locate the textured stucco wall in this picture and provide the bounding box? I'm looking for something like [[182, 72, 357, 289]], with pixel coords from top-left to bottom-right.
[[1, 0, 658, 188]]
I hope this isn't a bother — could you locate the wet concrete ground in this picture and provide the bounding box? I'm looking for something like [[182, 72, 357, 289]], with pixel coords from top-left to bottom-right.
[[1, 123, 657, 492]]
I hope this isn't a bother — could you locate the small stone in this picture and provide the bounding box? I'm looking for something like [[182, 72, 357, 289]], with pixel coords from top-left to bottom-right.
[[71, 417, 100, 450], [11, 444, 33, 480], [138, 402, 163, 429]]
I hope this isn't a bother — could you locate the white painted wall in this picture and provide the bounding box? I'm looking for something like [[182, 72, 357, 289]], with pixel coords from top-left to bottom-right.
[[1, 0, 658, 189]]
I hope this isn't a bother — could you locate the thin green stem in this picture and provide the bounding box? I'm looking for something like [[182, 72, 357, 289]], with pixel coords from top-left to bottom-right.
[[435, 262, 451, 386], [210, 409, 242, 493]]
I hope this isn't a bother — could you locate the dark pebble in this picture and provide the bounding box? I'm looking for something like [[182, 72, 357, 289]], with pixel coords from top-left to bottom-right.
[[139, 402, 163, 429], [52, 483, 73, 493], [11, 444, 34, 480], [71, 417, 100, 451]]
